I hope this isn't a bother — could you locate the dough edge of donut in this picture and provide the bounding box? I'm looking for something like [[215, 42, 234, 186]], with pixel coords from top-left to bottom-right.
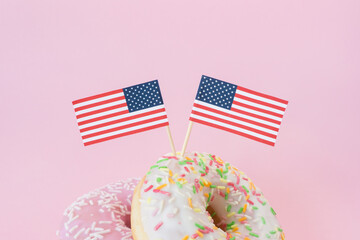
[[131, 176, 149, 240]]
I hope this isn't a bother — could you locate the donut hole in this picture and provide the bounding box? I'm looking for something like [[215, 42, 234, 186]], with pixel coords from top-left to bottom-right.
[[206, 205, 226, 232], [124, 214, 131, 229], [205, 193, 232, 232]]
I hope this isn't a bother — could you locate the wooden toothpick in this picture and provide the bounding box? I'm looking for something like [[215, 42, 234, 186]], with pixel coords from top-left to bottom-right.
[[166, 125, 176, 156], [180, 121, 193, 157]]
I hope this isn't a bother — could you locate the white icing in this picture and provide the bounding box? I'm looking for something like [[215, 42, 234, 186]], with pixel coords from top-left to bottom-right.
[[139, 152, 284, 240]]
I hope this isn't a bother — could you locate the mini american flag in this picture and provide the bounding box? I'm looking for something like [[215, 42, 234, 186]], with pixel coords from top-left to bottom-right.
[[190, 76, 288, 146], [72, 80, 169, 146]]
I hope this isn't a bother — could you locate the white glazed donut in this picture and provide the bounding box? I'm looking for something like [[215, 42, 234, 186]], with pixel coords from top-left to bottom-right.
[[131, 152, 285, 240], [58, 178, 139, 240]]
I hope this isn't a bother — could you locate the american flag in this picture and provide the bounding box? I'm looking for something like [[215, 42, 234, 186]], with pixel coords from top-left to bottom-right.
[[190, 76, 288, 146], [72, 80, 169, 146]]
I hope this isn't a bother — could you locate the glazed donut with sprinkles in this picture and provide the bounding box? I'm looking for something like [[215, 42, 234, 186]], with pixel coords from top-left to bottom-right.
[[58, 179, 139, 240], [131, 152, 285, 240]]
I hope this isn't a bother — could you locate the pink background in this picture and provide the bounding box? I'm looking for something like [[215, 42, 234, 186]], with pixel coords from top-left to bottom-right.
[[1, 0, 359, 239]]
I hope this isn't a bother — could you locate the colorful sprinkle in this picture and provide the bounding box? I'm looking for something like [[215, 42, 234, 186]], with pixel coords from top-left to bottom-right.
[[154, 221, 163, 231]]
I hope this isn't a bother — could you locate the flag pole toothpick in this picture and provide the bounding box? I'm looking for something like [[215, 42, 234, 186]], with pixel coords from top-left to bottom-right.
[[166, 125, 176, 156], [180, 121, 193, 157]]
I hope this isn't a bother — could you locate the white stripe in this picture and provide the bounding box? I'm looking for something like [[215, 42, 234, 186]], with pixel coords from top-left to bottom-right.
[[236, 89, 287, 108], [73, 92, 124, 109], [194, 100, 280, 128], [190, 114, 276, 143], [75, 99, 126, 115], [79, 105, 166, 129], [231, 103, 283, 122], [77, 106, 128, 123], [81, 111, 167, 136], [83, 118, 168, 143], [192, 106, 278, 135], [233, 97, 285, 115]]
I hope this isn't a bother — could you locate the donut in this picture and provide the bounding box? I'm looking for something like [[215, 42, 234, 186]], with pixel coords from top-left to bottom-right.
[[57, 178, 139, 240], [131, 152, 285, 240]]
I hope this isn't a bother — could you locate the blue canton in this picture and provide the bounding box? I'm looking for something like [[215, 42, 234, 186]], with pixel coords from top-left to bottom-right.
[[195, 75, 237, 110], [123, 80, 164, 112]]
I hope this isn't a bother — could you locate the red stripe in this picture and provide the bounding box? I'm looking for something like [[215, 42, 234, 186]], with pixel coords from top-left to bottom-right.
[[234, 93, 286, 111], [190, 117, 275, 146], [193, 103, 279, 132], [84, 122, 169, 146], [72, 89, 123, 105], [77, 109, 129, 126], [230, 107, 281, 125], [191, 110, 277, 139], [80, 108, 166, 133], [232, 101, 283, 118], [76, 103, 127, 119], [82, 115, 168, 140], [237, 86, 288, 105], [74, 96, 125, 112]]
